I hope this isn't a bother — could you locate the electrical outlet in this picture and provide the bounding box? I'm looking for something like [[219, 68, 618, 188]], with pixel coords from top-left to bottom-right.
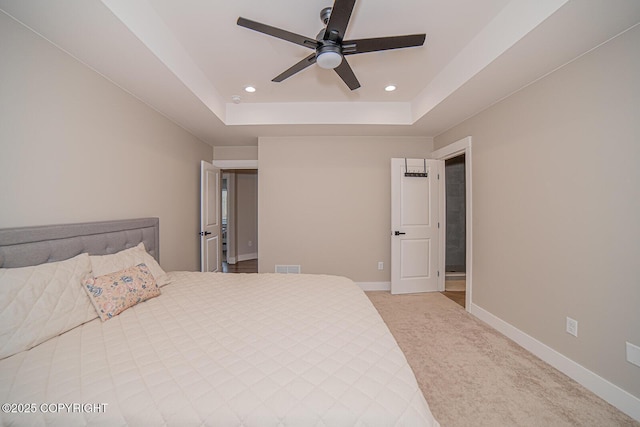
[[377, 261, 384, 270], [627, 342, 640, 367], [566, 317, 578, 337]]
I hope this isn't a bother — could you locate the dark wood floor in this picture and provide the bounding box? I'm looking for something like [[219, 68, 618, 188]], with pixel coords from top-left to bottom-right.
[[222, 258, 258, 273], [441, 291, 465, 307]]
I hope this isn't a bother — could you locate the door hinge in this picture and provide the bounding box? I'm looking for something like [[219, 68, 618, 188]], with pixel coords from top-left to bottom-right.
[[438, 173, 440, 180], [437, 271, 440, 277], [438, 222, 440, 229]]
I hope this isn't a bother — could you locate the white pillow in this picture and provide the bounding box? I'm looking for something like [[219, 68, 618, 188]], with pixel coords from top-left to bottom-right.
[[89, 242, 169, 286], [0, 253, 97, 360]]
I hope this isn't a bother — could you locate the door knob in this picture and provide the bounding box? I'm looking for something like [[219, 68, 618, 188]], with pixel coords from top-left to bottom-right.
[[199, 231, 212, 236], [394, 231, 406, 236]]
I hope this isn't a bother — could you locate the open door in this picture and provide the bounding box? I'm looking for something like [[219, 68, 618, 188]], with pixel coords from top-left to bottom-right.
[[391, 158, 443, 294], [200, 161, 222, 272]]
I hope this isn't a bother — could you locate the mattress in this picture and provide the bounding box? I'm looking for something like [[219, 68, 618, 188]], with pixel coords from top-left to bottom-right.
[[0, 272, 438, 426]]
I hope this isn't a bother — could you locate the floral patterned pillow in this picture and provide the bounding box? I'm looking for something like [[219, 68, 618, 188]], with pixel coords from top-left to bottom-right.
[[82, 263, 160, 321]]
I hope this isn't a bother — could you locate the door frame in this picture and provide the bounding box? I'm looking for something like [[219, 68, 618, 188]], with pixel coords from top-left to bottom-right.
[[212, 159, 259, 269], [212, 160, 258, 169], [431, 136, 473, 311], [222, 172, 236, 264]]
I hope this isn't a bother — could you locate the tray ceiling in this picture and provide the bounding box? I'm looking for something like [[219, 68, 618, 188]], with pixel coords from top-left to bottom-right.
[[1, 0, 639, 146]]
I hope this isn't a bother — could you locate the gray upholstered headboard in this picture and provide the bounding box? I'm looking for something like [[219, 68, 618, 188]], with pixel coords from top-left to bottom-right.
[[0, 218, 159, 268]]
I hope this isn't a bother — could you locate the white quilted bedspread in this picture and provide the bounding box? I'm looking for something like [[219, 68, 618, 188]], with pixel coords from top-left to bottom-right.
[[0, 272, 438, 426]]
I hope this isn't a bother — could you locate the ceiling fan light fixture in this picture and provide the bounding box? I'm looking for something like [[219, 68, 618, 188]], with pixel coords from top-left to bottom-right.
[[316, 50, 342, 69]]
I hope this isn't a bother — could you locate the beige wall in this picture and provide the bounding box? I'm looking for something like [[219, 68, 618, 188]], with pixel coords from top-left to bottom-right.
[[213, 146, 258, 161], [235, 170, 258, 259], [258, 136, 433, 281], [0, 13, 213, 271], [435, 25, 640, 398]]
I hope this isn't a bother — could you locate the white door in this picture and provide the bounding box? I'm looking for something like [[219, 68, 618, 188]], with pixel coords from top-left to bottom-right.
[[391, 158, 443, 294], [200, 161, 222, 272]]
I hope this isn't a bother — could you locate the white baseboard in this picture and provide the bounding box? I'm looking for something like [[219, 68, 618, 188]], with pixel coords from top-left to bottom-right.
[[469, 302, 640, 422], [356, 282, 391, 291], [237, 253, 257, 262]]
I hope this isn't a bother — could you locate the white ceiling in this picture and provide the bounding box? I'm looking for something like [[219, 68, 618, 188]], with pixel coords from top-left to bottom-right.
[[1, 0, 639, 146]]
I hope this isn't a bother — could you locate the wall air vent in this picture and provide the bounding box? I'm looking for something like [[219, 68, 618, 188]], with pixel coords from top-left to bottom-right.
[[275, 265, 301, 274]]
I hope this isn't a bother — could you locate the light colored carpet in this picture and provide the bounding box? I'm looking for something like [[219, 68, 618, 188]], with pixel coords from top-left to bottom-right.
[[366, 291, 638, 427]]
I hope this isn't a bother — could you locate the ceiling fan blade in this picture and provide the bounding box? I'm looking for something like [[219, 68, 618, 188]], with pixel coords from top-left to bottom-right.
[[237, 17, 319, 49], [324, 0, 356, 42], [272, 53, 317, 82], [334, 58, 360, 90], [342, 34, 426, 55]]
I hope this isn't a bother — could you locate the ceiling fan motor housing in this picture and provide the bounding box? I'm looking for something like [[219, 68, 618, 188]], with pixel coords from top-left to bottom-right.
[[316, 7, 343, 70]]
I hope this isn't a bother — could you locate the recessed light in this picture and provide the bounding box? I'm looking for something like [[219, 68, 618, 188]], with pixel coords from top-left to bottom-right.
[[385, 85, 397, 92], [244, 86, 256, 93]]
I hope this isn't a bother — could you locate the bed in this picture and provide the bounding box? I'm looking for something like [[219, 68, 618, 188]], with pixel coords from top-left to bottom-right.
[[0, 218, 439, 426]]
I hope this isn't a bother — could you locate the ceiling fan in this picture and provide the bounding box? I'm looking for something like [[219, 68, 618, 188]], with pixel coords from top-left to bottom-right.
[[237, 0, 426, 90]]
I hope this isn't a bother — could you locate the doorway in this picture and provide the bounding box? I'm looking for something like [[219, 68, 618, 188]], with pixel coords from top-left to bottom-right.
[[431, 136, 473, 311], [442, 154, 466, 307], [221, 169, 258, 273]]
